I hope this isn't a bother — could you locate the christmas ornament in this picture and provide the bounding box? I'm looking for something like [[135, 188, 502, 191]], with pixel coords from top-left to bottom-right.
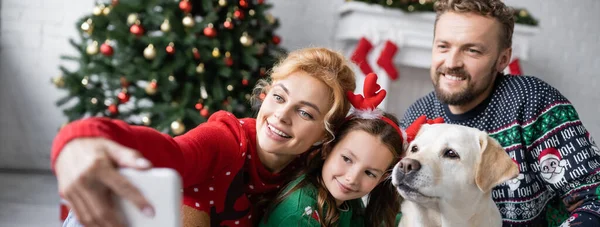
[[171, 120, 186, 135], [376, 40, 399, 80], [192, 48, 200, 59], [239, 0, 248, 8], [111, 0, 119, 6], [143, 44, 156, 60], [266, 13, 275, 24], [240, 32, 253, 46], [160, 19, 171, 32], [224, 51, 233, 66], [195, 102, 204, 110], [212, 47, 221, 58], [102, 6, 111, 15], [100, 41, 114, 56], [200, 109, 209, 117], [130, 22, 144, 37], [179, 0, 192, 13], [260, 67, 266, 77], [203, 23, 217, 38], [92, 5, 104, 16], [242, 79, 249, 86], [81, 76, 89, 86], [234, 9, 244, 20], [257, 0, 264, 4], [227, 84, 234, 91], [142, 116, 151, 126], [90, 97, 98, 104], [118, 89, 130, 103], [166, 42, 175, 55], [219, 0, 227, 7], [80, 19, 94, 35], [168, 74, 175, 81], [182, 14, 195, 27], [86, 41, 99, 55], [259, 93, 266, 100], [248, 9, 255, 16], [272, 35, 281, 45], [120, 77, 130, 87], [146, 80, 158, 95], [127, 14, 138, 25], [108, 104, 118, 115], [223, 18, 234, 29], [52, 76, 65, 88], [350, 37, 374, 75], [196, 63, 205, 73]]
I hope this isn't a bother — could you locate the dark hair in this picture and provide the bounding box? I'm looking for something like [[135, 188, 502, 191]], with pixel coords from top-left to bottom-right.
[[263, 112, 403, 227], [434, 0, 515, 50]]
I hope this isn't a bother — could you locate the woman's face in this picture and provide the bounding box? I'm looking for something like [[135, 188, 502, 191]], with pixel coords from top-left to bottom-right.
[[256, 70, 332, 158], [322, 130, 394, 206]]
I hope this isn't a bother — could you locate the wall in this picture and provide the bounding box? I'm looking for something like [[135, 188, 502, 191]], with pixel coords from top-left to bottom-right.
[[1, 0, 598, 170]]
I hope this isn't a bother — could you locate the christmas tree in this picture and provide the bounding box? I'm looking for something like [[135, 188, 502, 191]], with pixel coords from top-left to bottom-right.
[[52, 0, 285, 135]]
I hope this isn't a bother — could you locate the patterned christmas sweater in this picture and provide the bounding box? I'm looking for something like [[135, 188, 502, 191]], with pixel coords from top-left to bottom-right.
[[258, 174, 365, 227], [401, 74, 600, 227], [51, 111, 303, 226]]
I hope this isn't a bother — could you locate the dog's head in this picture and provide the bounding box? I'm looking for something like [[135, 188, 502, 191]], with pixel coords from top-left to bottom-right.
[[392, 124, 519, 204]]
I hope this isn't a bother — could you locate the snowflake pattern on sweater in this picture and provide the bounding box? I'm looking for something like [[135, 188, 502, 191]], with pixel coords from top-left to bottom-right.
[[401, 74, 600, 226]]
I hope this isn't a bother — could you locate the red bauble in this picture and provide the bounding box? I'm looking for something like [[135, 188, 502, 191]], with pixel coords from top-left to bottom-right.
[[223, 20, 234, 29], [242, 79, 249, 86], [118, 91, 130, 103], [100, 43, 114, 56], [200, 109, 209, 117], [259, 93, 266, 100], [192, 48, 200, 60], [195, 103, 203, 110], [239, 0, 248, 8], [203, 26, 217, 38], [179, 0, 192, 13], [272, 35, 281, 45], [233, 10, 244, 19], [129, 24, 144, 37], [150, 81, 158, 88], [108, 104, 118, 115], [224, 57, 233, 66], [166, 44, 175, 55], [257, 0, 264, 4]]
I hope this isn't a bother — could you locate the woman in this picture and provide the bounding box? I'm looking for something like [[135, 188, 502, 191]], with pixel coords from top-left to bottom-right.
[[53, 47, 356, 227]]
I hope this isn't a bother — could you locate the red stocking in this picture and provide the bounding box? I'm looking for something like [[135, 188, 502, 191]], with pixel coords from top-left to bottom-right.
[[377, 40, 399, 80], [351, 37, 374, 75]]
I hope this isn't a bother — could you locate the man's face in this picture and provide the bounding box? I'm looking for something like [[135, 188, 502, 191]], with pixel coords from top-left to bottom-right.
[[431, 12, 510, 106]]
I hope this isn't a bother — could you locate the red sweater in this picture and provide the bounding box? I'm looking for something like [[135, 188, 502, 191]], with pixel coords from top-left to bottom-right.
[[51, 111, 302, 226]]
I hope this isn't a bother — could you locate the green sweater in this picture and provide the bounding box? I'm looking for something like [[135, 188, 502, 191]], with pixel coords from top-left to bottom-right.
[[259, 174, 365, 227]]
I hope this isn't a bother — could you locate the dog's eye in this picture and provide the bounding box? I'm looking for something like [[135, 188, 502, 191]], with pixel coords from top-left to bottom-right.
[[443, 149, 460, 159], [410, 145, 419, 153]]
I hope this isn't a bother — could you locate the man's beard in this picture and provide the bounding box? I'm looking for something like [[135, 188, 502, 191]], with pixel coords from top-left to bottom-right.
[[433, 65, 496, 106]]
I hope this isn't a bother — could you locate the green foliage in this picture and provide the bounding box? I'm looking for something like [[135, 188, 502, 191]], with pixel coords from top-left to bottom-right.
[[55, 0, 285, 135]]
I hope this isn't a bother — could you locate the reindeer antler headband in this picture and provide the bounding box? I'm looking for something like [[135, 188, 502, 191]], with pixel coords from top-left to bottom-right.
[[346, 73, 406, 145]]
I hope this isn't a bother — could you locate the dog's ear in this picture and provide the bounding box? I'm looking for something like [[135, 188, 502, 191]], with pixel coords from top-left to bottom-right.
[[475, 132, 519, 193]]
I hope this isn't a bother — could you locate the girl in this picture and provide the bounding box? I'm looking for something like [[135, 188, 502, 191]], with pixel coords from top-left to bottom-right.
[[260, 73, 404, 227], [52, 47, 356, 227]]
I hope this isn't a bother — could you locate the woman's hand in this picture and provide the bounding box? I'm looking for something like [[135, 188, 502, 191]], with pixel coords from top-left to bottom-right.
[[55, 137, 154, 227]]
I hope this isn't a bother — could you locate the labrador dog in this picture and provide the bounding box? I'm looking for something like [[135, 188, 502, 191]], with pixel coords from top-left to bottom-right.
[[393, 124, 519, 227]]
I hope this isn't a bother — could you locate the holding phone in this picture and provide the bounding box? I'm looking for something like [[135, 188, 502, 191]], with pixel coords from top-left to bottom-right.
[[117, 168, 182, 227]]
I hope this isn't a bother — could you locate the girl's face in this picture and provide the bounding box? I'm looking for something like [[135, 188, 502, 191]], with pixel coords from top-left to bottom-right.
[[255, 71, 332, 158], [322, 130, 394, 206]]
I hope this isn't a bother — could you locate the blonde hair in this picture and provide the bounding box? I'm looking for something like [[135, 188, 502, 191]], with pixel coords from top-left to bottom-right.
[[434, 0, 515, 49], [252, 47, 356, 142]]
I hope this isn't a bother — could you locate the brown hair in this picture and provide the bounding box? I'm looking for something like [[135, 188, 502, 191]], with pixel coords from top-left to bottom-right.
[[434, 0, 515, 49], [264, 113, 404, 227], [252, 47, 356, 143]]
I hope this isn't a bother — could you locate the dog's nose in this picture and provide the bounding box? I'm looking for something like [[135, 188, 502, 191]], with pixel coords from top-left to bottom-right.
[[399, 158, 421, 173]]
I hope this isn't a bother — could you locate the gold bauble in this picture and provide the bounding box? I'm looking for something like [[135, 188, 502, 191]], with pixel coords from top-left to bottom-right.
[[92, 5, 104, 16], [90, 98, 98, 104], [196, 63, 205, 73], [212, 47, 221, 58], [266, 13, 275, 24], [142, 116, 151, 126], [52, 76, 65, 88], [182, 15, 195, 28], [160, 19, 171, 32], [143, 44, 156, 60], [81, 76, 89, 86], [127, 14, 138, 25], [249, 9, 255, 16], [240, 32, 253, 47], [219, 0, 227, 7], [102, 6, 111, 15], [519, 10, 528, 18], [171, 120, 186, 135], [86, 41, 99, 55], [80, 19, 94, 35], [227, 85, 233, 91]]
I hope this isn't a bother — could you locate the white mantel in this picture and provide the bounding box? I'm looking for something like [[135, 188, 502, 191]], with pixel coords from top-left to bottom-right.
[[335, 1, 539, 109]]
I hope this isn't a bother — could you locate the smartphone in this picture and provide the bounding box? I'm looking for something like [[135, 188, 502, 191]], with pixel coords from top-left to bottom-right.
[[117, 168, 182, 227]]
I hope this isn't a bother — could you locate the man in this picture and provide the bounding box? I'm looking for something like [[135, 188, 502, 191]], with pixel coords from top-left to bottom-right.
[[401, 0, 600, 226]]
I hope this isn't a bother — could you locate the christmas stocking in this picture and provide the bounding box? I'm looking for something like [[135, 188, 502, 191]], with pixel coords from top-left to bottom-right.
[[351, 37, 374, 75], [508, 58, 523, 75], [376, 40, 399, 80]]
